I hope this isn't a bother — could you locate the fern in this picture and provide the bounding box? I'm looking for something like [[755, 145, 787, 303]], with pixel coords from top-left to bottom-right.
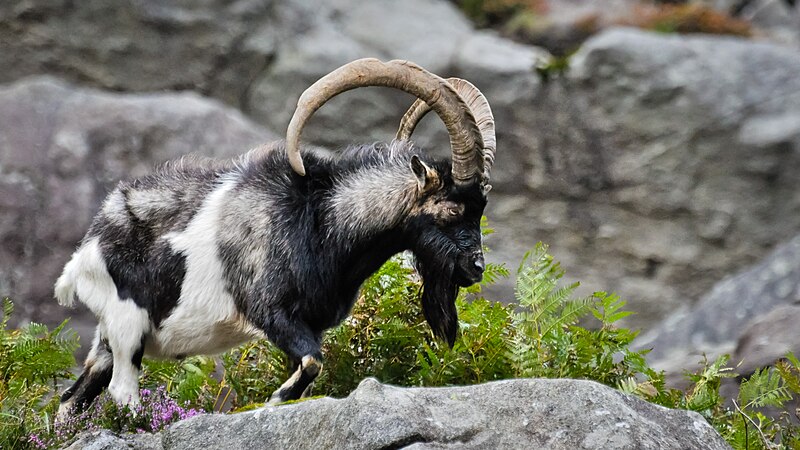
[[592, 292, 633, 325], [510, 243, 594, 378], [8, 226, 800, 449], [1, 298, 78, 450], [738, 368, 792, 410], [775, 353, 800, 395]]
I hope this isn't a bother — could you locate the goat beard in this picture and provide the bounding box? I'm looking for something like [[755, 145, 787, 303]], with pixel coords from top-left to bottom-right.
[[416, 257, 460, 348]]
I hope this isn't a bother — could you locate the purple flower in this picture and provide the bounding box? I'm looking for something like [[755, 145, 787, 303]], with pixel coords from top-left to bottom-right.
[[28, 434, 47, 449]]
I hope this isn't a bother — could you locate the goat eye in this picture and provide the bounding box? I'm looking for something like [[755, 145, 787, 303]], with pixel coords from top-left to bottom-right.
[[448, 208, 459, 216]]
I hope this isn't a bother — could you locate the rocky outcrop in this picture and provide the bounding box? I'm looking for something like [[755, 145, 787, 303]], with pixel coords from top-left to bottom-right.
[[498, 28, 800, 327], [636, 234, 800, 377], [0, 77, 273, 327], [0, 0, 547, 145], [64, 378, 730, 450], [2, 1, 800, 339]]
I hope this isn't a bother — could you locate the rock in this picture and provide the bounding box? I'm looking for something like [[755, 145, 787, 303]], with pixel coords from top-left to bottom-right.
[[636, 234, 800, 375], [0, 76, 274, 332], [64, 430, 160, 450], [744, 0, 800, 47], [490, 27, 800, 328], [3, 1, 800, 340], [734, 305, 800, 375], [64, 378, 730, 450], [0, 0, 278, 104]]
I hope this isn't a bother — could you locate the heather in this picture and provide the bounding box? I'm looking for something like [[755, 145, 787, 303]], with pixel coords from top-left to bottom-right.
[[26, 387, 201, 449]]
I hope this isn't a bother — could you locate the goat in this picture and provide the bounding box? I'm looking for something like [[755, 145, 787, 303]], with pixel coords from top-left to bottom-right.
[[54, 58, 497, 415]]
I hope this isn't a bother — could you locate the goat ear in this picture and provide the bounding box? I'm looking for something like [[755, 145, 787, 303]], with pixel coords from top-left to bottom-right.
[[410, 155, 437, 191]]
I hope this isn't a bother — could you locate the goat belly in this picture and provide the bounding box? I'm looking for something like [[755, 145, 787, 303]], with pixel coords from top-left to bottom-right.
[[146, 314, 264, 358]]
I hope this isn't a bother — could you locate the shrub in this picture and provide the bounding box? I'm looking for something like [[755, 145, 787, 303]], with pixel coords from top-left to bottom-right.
[[0, 298, 78, 450], [30, 387, 202, 449], [454, 0, 548, 27], [3, 229, 800, 449], [619, 4, 752, 37]]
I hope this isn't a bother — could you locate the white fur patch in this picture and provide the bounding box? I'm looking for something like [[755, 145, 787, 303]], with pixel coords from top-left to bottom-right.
[[104, 306, 149, 405], [55, 238, 120, 316], [328, 149, 417, 239], [55, 237, 151, 406], [153, 175, 264, 358], [101, 189, 128, 226]]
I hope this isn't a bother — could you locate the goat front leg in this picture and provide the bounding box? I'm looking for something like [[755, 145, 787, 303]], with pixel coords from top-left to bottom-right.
[[263, 311, 323, 405], [268, 355, 323, 404]]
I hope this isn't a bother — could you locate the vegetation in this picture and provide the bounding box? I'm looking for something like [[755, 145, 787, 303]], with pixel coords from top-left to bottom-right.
[[621, 4, 752, 37], [1, 226, 799, 448], [454, 0, 548, 28], [452, 0, 752, 56], [0, 299, 78, 450]]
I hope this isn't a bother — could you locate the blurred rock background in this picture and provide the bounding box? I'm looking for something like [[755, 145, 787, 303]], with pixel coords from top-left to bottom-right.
[[1, 0, 798, 381]]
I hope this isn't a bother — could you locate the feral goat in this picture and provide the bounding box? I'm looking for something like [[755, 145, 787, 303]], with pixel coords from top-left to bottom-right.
[[55, 58, 497, 414]]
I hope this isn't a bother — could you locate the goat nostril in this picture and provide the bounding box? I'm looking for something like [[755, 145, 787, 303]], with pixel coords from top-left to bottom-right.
[[474, 259, 485, 272]]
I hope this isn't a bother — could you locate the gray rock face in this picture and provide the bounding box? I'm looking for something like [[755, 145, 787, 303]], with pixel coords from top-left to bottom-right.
[[637, 234, 800, 375], [493, 27, 800, 327], [64, 378, 730, 450], [734, 304, 800, 375], [0, 77, 274, 328], [0, 0, 547, 151], [2, 0, 800, 342]]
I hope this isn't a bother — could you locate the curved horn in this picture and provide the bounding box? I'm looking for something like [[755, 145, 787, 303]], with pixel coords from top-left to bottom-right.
[[285, 58, 483, 185], [397, 78, 495, 189]]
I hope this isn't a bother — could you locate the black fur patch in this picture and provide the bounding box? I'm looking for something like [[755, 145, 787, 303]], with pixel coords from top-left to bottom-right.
[[413, 227, 462, 347], [61, 363, 114, 413], [84, 164, 222, 328], [101, 227, 187, 328], [132, 335, 146, 370]]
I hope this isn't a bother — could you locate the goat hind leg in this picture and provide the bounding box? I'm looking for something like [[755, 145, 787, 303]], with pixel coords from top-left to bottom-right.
[[105, 304, 149, 407], [58, 328, 113, 418]]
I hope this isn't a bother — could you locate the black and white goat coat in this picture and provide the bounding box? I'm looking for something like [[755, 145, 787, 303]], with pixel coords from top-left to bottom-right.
[[55, 58, 497, 413]]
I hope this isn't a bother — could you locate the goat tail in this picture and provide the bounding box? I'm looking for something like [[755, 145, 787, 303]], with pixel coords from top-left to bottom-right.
[[55, 267, 77, 308], [54, 249, 83, 308]]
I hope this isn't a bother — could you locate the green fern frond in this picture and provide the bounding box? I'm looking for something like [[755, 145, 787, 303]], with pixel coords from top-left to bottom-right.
[[592, 292, 634, 325], [739, 368, 792, 410], [537, 295, 592, 340], [775, 354, 800, 395], [1, 298, 12, 330], [480, 216, 494, 237]]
